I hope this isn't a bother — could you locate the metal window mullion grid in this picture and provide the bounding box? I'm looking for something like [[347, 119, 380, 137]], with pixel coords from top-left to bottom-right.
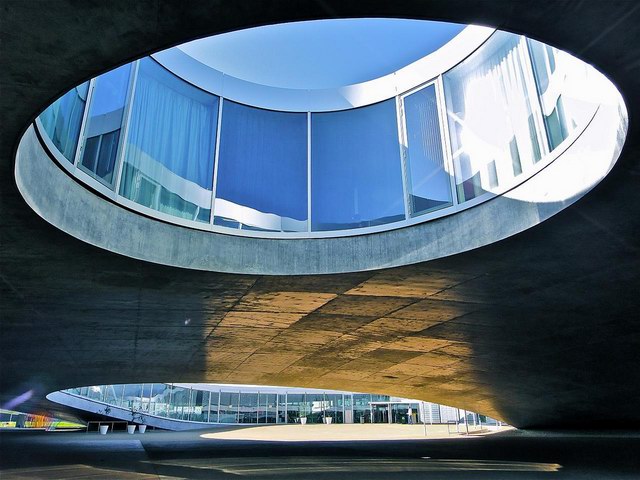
[[41, 31, 587, 242], [210, 97, 224, 225], [113, 60, 141, 196], [72, 77, 97, 170], [395, 94, 411, 220]]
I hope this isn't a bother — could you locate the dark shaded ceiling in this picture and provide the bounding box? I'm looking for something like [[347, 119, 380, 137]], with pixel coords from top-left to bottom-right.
[[1, 0, 639, 429]]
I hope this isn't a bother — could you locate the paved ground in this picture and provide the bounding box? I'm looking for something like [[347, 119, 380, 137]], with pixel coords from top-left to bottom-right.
[[200, 423, 496, 442], [1, 426, 639, 479]]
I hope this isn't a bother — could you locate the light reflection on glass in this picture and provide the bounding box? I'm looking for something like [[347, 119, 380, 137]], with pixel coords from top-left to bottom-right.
[[79, 64, 132, 186], [444, 32, 545, 203], [403, 84, 452, 216], [119, 58, 218, 222], [215, 101, 308, 232]]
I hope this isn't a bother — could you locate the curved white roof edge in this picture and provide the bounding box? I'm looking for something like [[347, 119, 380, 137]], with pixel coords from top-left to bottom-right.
[[151, 25, 494, 112]]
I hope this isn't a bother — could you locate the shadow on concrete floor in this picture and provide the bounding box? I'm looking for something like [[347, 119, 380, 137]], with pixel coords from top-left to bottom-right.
[[1, 428, 639, 479]]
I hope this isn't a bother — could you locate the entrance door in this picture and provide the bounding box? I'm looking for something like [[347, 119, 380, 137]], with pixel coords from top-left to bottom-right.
[[372, 404, 389, 423]]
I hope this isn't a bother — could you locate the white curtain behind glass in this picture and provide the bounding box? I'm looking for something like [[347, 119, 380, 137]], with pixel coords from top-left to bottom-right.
[[120, 58, 217, 220], [445, 33, 543, 202]]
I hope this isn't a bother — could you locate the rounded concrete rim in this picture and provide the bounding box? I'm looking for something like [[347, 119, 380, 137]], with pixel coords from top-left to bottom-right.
[[15, 89, 626, 276], [14, 31, 629, 275]]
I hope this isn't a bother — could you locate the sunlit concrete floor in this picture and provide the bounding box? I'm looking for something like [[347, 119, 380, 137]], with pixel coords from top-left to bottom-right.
[[199, 423, 504, 442], [1, 427, 638, 479]]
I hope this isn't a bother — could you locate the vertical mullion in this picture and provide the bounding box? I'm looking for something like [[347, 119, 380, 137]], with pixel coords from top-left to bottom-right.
[[114, 60, 140, 196], [210, 97, 224, 225], [396, 94, 411, 220], [217, 390, 221, 423], [236, 390, 240, 424], [435, 75, 459, 207], [307, 112, 312, 232], [72, 78, 96, 169], [168, 384, 173, 419]]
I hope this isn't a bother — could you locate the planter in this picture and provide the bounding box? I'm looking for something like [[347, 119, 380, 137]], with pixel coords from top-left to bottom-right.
[[300, 417, 307, 425], [98, 425, 109, 435], [127, 425, 137, 434], [138, 425, 147, 434], [324, 417, 333, 425]]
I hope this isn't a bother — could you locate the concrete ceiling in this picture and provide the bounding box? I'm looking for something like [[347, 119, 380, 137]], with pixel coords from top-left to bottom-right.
[[1, 0, 639, 429]]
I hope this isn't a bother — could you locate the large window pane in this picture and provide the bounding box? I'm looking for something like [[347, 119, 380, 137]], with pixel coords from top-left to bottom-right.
[[219, 392, 239, 423], [403, 84, 452, 215], [140, 383, 153, 412], [353, 394, 371, 424], [238, 392, 258, 423], [215, 102, 308, 232], [444, 32, 545, 203], [528, 38, 599, 151], [306, 393, 325, 424], [208, 390, 219, 423], [167, 385, 190, 420], [120, 58, 218, 222], [80, 64, 131, 185], [102, 384, 120, 405], [278, 394, 287, 423], [324, 394, 342, 423], [189, 389, 209, 422], [150, 384, 171, 417], [258, 393, 277, 424], [39, 82, 89, 162], [286, 394, 305, 423], [311, 100, 405, 231]]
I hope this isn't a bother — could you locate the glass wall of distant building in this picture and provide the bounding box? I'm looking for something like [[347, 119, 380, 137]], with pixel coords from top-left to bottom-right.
[[0, 409, 84, 430], [37, 29, 599, 236], [61, 383, 498, 426]]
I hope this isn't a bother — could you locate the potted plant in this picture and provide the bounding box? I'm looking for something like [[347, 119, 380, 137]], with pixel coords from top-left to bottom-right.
[[298, 404, 308, 425], [96, 406, 112, 434], [127, 424, 137, 434], [130, 406, 147, 433]]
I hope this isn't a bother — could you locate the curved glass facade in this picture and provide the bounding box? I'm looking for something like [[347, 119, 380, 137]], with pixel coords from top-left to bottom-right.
[[215, 101, 308, 231], [58, 383, 494, 427], [120, 58, 218, 223], [37, 29, 599, 238], [311, 100, 405, 230], [39, 81, 89, 163], [443, 32, 545, 202]]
